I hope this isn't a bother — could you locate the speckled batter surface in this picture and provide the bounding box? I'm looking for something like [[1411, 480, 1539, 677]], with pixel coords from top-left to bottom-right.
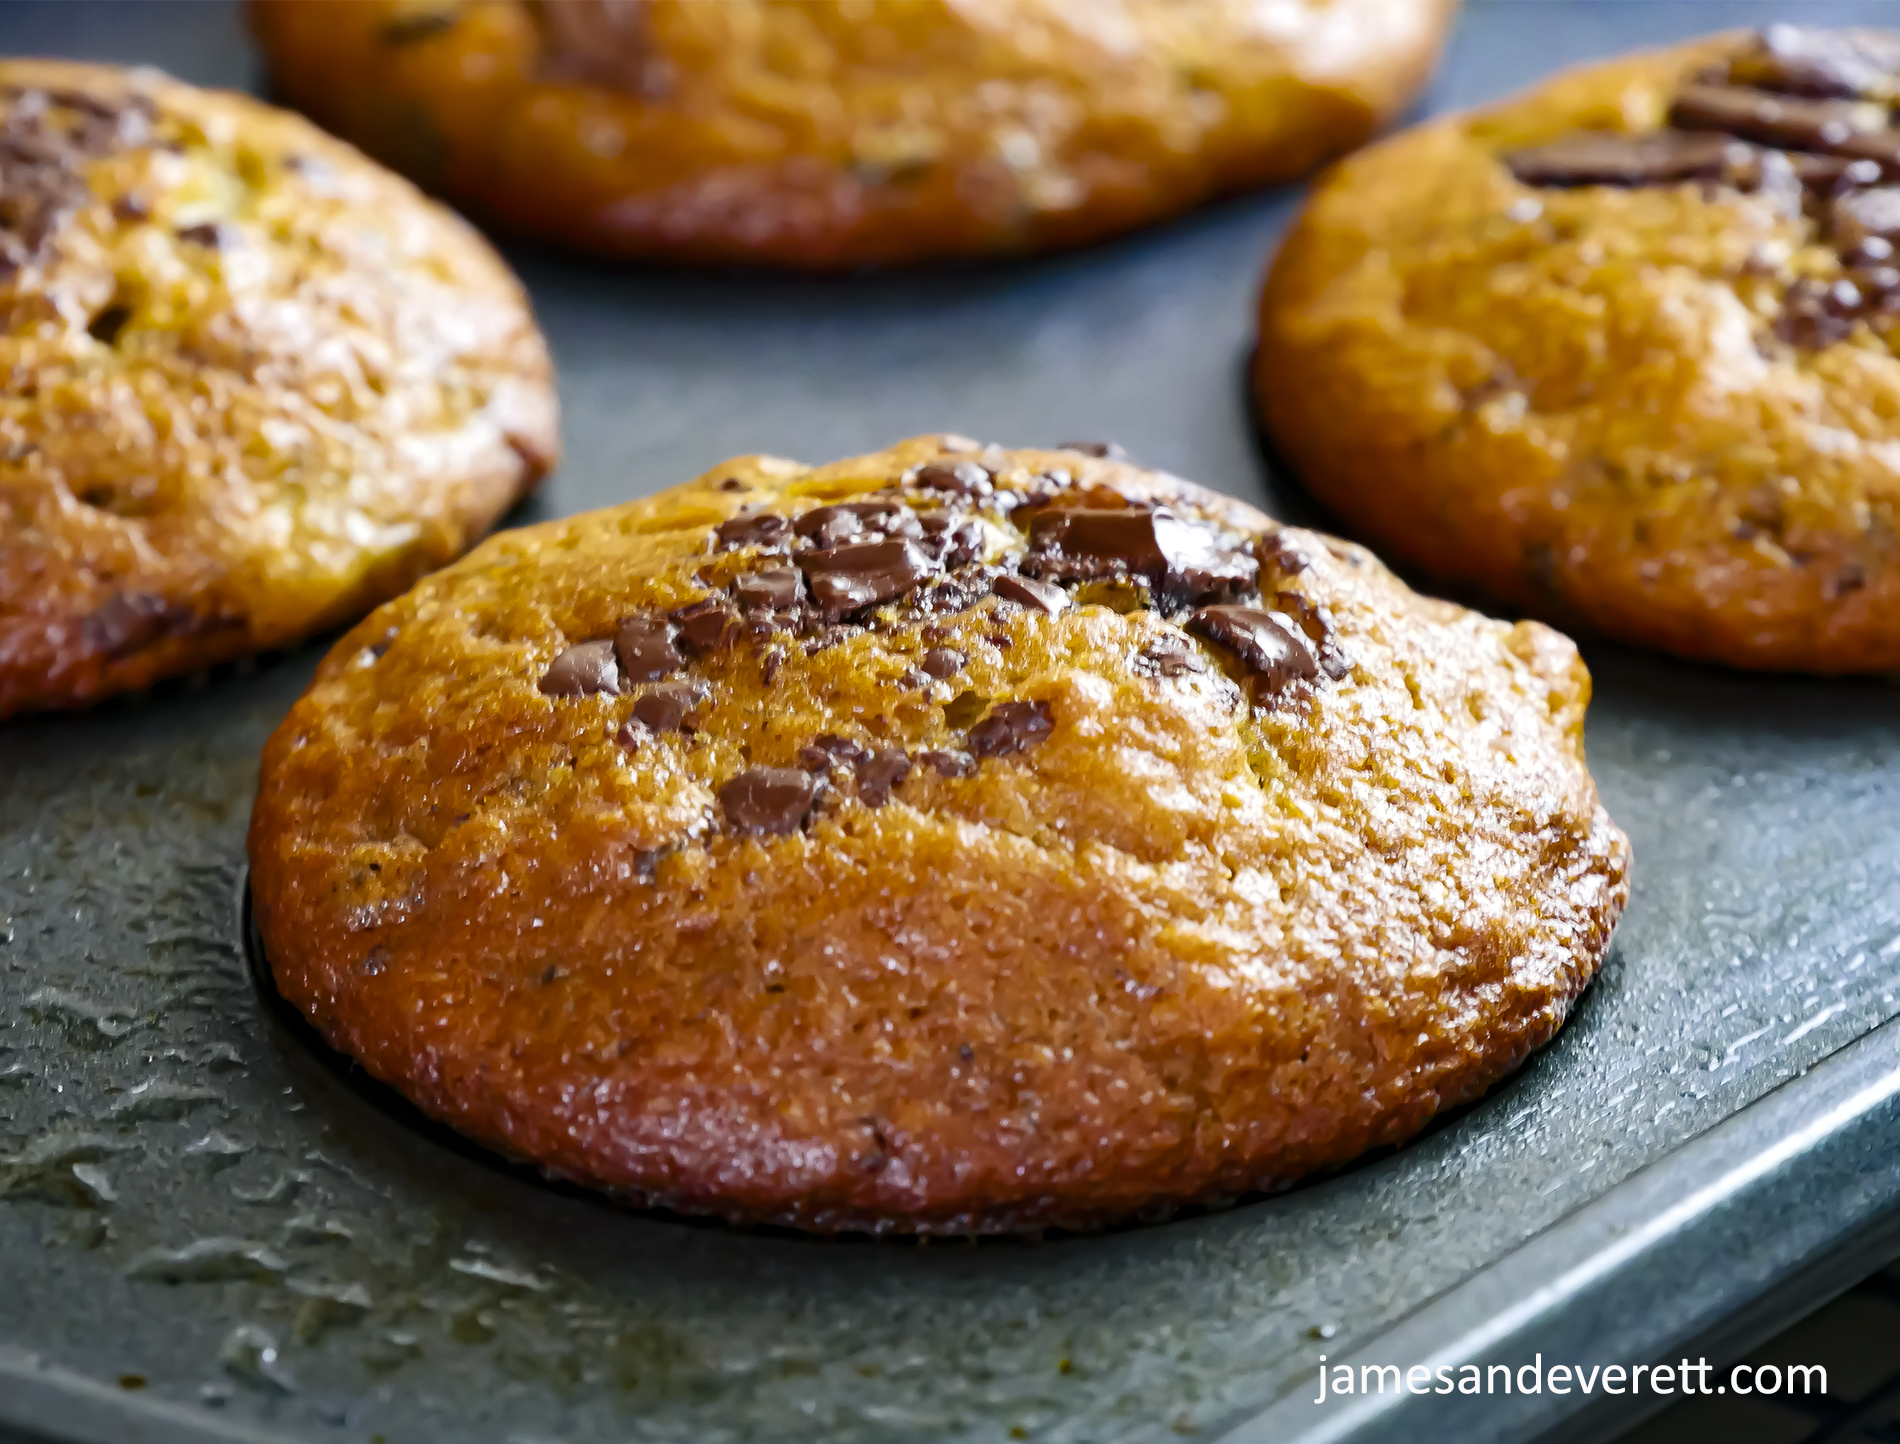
[[249, 0, 1457, 268], [1257, 26, 1900, 673], [248, 435, 1628, 1234], [0, 59, 557, 717]]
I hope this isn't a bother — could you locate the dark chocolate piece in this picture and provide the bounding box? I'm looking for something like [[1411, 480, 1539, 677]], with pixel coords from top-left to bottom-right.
[[1729, 24, 1900, 102], [854, 749, 911, 807], [1135, 635, 1203, 679], [81, 590, 189, 659], [798, 734, 869, 772], [919, 647, 965, 679], [175, 221, 229, 250], [631, 680, 709, 732], [799, 538, 939, 615], [761, 647, 786, 685], [919, 749, 976, 778], [1778, 276, 1867, 347], [1056, 440, 1130, 460], [1831, 185, 1900, 255], [715, 512, 790, 551], [381, 9, 458, 42], [539, 640, 621, 697], [1504, 130, 1738, 187], [1186, 606, 1319, 694], [1026, 505, 1256, 606], [991, 574, 1069, 614], [733, 566, 801, 611], [794, 499, 917, 549], [672, 598, 739, 653], [1669, 83, 1891, 159], [719, 767, 818, 836], [614, 614, 682, 682], [1271, 591, 1353, 681], [911, 460, 992, 497], [967, 700, 1054, 758]]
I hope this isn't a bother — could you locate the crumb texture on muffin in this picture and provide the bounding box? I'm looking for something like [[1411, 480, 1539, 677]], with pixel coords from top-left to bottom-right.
[[0, 60, 556, 717], [250, 0, 1457, 267], [249, 435, 1628, 1234], [1257, 25, 1900, 673]]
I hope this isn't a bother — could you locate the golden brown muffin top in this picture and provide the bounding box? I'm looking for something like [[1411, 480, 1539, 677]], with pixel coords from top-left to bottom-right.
[[1257, 25, 1900, 672], [0, 59, 556, 717], [250, 0, 1458, 266], [249, 436, 1628, 1234]]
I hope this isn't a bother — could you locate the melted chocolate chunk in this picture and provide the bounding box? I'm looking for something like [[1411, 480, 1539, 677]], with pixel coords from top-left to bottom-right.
[[631, 679, 708, 732], [1056, 440, 1130, 460], [1026, 505, 1257, 608], [1270, 591, 1353, 680], [919, 647, 965, 679], [1504, 130, 1738, 187], [81, 590, 190, 659], [1729, 25, 1900, 102], [715, 512, 790, 551], [794, 499, 918, 549], [175, 221, 230, 250], [911, 460, 992, 497], [916, 516, 986, 568], [798, 733, 869, 772], [1831, 185, 1900, 255], [614, 614, 682, 682], [1186, 606, 1319, 694], [381, 8, 458, 42], [1778, 276, 1868, 347], [967, 700, 1054, 758], [761, 646, 786, 685], [1135, 635, 1203, 679], [539, 639, 621, 697], [720, 767, 818, 836], [672, 598, 738, 653], [991, 574, 1070, 614], [919, 749, 976, 778], [1, 86, 157, 278], [733, 566, 801, 611], [854, 749, 911, 807], [1670, 84, 1895, 161], [799, 538, 939, 616]]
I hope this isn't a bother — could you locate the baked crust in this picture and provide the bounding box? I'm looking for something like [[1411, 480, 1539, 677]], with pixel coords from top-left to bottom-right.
[[248, 435, 1628, 1234], [0, 60, 557, 717], [1256, 28, 1900, 673], [248, 0, 1458, 268]]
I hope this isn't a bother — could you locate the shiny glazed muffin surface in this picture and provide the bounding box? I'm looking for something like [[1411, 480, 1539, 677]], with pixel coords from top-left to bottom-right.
[[0, 59, 556, 717], [249, 436, 1628, 1234]]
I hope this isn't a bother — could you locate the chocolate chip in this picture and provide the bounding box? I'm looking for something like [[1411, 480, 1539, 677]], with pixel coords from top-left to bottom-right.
[[1056, 440, 1130, 460], [919, 647, 964, 679], [795, 499, 915, 549], [672, 598, 739, 653], [631, 679, 709, 732], [854, 748, 911, 807], [175, 221, 229, 249], [110, 193, 147, 222], [614, 719, 644, 750], [967, 700, 1053, 758], [798, 733, 869, 772], [916, 516, 985, 567], [715, 512, 790, 551], [81, 590, 189, 659], [799, 538, 939, 616], [1186, 606, 1319, 694], [912, 461, 992, 497], [539, 639, 621, 697], [1831, 185, 1900, 254], [1271, 591, 1352, 680], [1135, 635, 1202, 678], [992, 574, 1069, 614], [1670, 83, 1893, 160], [919, 749, 976, 778], [614, 614, 683, 682], [1778, 276, 1868, 347], [1729, 24, 1900, 102], [720, 767, 818, 836], [734, 566, 801, 610], [86, 302, 130, 345], [1504, 130, 1739, 187], [761, 647, 786, 685], [380, 8, 458, 42], [1026, 505, 1256, 607]]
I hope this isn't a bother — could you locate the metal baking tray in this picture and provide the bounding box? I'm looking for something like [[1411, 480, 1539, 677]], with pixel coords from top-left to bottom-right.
[[5, 3, 1900, 1442]]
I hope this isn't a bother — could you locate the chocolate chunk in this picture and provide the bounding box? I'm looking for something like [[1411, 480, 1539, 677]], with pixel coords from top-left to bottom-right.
[[798, 733, 869, 772], [1056, 440, 1130, 460], [1778, 276, 1868, 348], [967, 700, 1054, 758], [175, 221, 229, 250], [715, 511, 790, 551], [854, 748, 911, 807], [799, 538, 939, 615], [916, 516, 986, 567], [794, 499, 915, 549], [672, 598, 738, 653], [1271, 591, 1352, 680], [631, 679, 709, 732], [1831, 186, 1900, 255], [992, 574, 1069, 614], [381, 8, 458, 42], [1135, 635, 1203, 679], [110, 193, 148, 222], [1670, 84, 1899, 165], [734, 566, 801, 611], [1026, 505, 1256, 606], [614, 719, 644, 750], [86, 302, 130, 345], [1729, 25, 1900, 102], [919, 749, 976, 778], [614, 614, 683, 682], [720, 767, 818, 836], [1504, 130, 1738, 187], [912, 460, 992, 497], [919, 647, 965, 679], [81, 590, 189, 659], [1186, 606, 1319, 694], [761, 646, 786, 685], [539, 639, 621, 697]]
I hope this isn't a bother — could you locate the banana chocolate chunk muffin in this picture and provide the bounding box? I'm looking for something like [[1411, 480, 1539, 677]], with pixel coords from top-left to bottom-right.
[[248, 435, 1628, 1234], [1257, 25, 1900, 672], [0, 60, 556, 717], [249, 0, 1458, 268]]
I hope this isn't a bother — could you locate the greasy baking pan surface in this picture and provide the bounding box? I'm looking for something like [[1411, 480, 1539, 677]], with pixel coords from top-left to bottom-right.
[[5, 4, 1900, 1443]]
